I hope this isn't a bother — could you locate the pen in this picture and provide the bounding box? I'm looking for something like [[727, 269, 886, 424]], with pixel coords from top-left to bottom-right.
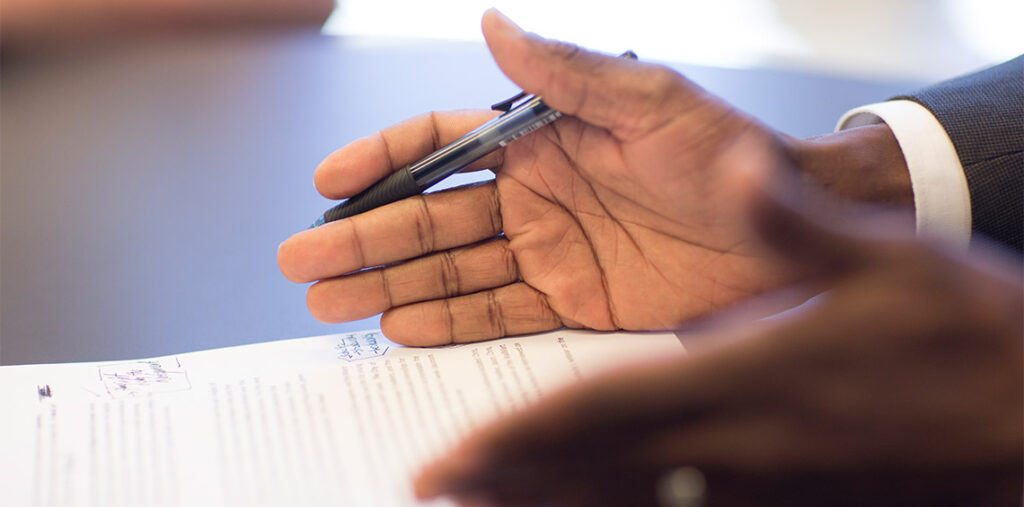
[[311, 50, 638, 227]]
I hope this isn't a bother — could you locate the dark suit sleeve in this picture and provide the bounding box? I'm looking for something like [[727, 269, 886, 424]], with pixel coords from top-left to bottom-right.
[[894, 54, 1023, 253]]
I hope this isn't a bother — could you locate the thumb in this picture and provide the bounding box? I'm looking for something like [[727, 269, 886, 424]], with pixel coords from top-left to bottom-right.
[[481, 8, 701, 139]]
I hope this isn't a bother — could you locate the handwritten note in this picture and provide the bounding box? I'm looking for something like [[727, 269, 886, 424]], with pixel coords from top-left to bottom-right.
[[98, 357, 191, 398], [335, 331, 389, 361]]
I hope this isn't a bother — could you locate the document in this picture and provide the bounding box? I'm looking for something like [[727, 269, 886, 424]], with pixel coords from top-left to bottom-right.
[[0, 329, 682, 506]]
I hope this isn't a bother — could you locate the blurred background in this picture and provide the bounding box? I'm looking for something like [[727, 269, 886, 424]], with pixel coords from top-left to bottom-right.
[[2, 0, 1021, 364], [324, 0, 1022, 82]]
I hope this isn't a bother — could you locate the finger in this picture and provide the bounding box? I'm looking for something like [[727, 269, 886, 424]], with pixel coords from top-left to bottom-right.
[[417, 393, 802, 505], [414, 309, 842, 501], [418, 424, 713, 506], [431, 458, 664, 507], [380, 282, 563, 346], [314, 109, 502, 199], [424, 410, 786, 502], [414, 350, 741, 498], [415, 312, 825, 500], [306, 238, 519, 323], [278, 182, 501, 283], [413, 327, 801, 503], [481, 8, 703, 140]]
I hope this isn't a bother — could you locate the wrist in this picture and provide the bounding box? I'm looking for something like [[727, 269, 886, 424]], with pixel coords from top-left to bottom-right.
[[785, 124, 914, 208]]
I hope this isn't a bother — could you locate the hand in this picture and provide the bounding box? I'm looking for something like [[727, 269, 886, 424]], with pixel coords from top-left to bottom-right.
[[280, 10, 910, 345], [412, 155, 1024, 507]]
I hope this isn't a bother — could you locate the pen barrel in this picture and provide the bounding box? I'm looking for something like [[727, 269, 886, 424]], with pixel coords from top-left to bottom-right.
[[320, 167, 420, 222], [409, 99, 560, 189]]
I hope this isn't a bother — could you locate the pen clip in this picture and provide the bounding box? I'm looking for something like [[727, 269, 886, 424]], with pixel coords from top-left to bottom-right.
[[490, 91, 528, 113], [490, 51, 637, 113]]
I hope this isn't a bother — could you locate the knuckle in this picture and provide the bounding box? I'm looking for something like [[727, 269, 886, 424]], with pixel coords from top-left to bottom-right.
[[487, 183, 503, 235], [378, 268, 395, 308], [345, 218, 368, 270], [426, 110, 443, 150], [485, 291, 507, 338], [441, 299, 456, 344], [500, 241, 518, 281], [538, 42, 601, 115], [643, 66, 686, 99], [625, 67, 693, 128], [437, 250, 462, 297], [412, 196, 437, 255], [543, 40, 584, 63]]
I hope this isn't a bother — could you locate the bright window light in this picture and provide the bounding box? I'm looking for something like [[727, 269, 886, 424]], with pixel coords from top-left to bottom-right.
[[323, 0, 1022, 81]]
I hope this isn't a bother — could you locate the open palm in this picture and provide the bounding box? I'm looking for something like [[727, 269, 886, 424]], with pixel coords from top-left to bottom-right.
[[494, 106, 786, 332], [278, 11, 794, 345]]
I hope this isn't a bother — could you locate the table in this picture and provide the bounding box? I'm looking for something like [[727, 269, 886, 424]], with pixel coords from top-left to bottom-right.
[[1, 29, 920, 365]]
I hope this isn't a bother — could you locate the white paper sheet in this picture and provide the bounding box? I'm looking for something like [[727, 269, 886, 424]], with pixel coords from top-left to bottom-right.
[[0, 329, 683, 506]]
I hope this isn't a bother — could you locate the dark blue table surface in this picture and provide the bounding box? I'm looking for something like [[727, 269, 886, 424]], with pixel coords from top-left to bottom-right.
[[0, 29, 921, 365]]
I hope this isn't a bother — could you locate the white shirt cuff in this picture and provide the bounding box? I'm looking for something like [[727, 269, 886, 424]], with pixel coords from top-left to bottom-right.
[[836, 100, 971, 250]]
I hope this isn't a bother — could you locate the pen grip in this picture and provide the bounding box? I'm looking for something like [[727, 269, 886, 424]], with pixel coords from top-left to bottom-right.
[[321, 167, 421, 223]]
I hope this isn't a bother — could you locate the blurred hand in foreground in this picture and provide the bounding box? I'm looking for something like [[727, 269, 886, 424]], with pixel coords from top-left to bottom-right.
[[411, 145, 1024, 507]]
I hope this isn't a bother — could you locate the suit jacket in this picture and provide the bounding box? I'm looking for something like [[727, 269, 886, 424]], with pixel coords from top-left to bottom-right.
[[896, 54, 1023, 253]]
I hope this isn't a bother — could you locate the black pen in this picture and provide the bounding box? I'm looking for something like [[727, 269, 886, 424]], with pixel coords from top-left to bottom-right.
[[311, 51, 638, 227]]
